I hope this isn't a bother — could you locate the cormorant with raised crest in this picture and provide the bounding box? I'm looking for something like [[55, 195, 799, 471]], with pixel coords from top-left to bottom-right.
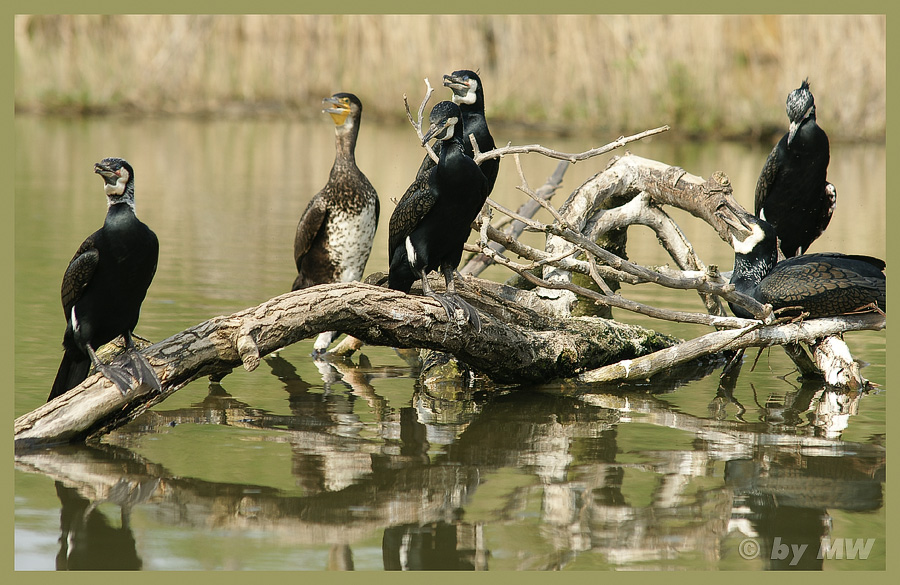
[[292, 92, 379, 353], [49, 158, 160, 401], [388, 100, 489, 330], [754, 79, 834, 258]]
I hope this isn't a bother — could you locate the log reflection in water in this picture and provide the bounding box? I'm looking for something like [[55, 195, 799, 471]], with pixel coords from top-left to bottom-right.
[[15, 358, 884, 569]]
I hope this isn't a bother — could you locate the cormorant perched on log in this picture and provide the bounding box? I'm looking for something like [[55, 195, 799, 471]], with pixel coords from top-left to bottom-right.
[[292, 92, 379, 353], [49, 158, 160, 401], [725, 213, 885, 319], [388, 101, 489, 330], [442, 69, 499, 193], [412, 69, 498, 194], [755, 79, 834, 258]]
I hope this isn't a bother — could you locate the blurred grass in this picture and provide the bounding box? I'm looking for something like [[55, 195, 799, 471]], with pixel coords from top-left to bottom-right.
[[13, 14, 885, 141]]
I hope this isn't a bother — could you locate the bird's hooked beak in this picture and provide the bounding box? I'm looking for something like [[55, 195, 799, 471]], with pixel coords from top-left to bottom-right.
[[715, 199, 755, 244], [443, 74, 469, 94], [443, 74, 477, 105], [94, 161, 120, 185], [422, 116, 457, 145], [322, 96, 351, 126], [94, 159, 131, 197]]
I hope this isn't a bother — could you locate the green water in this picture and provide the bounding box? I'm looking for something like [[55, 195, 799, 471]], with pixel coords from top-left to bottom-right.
[[14, 115, 885, 571]]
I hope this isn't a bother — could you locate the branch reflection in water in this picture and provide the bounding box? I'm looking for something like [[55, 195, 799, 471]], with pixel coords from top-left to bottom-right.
[[15, 350, 884, 570]]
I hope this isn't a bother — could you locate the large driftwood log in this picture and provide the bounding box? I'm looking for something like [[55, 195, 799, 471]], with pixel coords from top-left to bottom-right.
[[14, 278, 679, 449], [493, 152, 884, 388], [16, 276, 884, 450]]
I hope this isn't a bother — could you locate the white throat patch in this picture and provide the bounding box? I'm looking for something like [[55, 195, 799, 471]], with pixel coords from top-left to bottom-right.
[[452, 80, 478, 106], [732, 223, 766, 255], [441, 117, 458, 140], [444, 118, 459, 140], [104, 168, 130, 197]]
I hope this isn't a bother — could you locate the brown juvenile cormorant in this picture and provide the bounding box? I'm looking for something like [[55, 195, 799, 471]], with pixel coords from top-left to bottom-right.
[[49, 158, 160, 401], [388, 101, 489, 329], [292, 92, 379, 353], [726, 214, 885, 319], [755, 79, 834, 258]]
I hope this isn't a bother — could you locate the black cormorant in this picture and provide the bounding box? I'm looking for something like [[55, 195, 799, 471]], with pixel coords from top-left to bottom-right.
[[411, 69, 498, 195], [726, 214, 885, 319], [754, 79, 833, 258], [49, 158, 160, 401], [442, 69, 499, 194], [388, 101, 489, 329], [292, 92, 379, 352]]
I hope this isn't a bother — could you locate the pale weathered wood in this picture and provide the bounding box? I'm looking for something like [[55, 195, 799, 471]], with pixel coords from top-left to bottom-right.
[[541, 154, 745, 316], [15, 278, 679, 450], [578, 314, 885, 384]]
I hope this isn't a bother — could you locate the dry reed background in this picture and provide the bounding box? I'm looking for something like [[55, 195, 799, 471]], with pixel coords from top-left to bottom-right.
[[14, 14, 886, 140]]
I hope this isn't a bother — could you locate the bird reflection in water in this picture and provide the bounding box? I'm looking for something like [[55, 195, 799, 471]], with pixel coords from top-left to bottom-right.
[[54, 479, 156, 570], [25, 351, 882, 571]]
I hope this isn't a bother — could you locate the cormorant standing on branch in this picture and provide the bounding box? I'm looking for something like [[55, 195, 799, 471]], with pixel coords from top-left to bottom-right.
[[754, 79, 834, 258], [388, 101, 489, 330], [443, 69, 499, 194], [49, 158, 160, 401], [726, 214, 885, 319], [413, 69, 498, 195], [292, 92, 379, 353]]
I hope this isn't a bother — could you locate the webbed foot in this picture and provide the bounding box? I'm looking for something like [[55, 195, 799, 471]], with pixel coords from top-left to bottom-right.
[[426, 291, 482, 332], [122, 349, 162, 396], [87, 339, 160, 396], [95, 362, 136, 396]]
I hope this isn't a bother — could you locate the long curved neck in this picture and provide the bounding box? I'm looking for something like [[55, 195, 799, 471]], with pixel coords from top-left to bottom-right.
[[730, 253, 772, 291], [106, 183, 136, 213], [438, 134, 466, 163], [104, 198, 139, 229], [728, 222, 778, 291], [333, 120, 360, 170]]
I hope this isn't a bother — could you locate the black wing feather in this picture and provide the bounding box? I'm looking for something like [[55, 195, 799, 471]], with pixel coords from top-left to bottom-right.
[[60, 234, 100, 318]]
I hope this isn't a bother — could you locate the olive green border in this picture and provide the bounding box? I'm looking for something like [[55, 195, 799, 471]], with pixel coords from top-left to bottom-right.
[[4, 2, 894, 583]]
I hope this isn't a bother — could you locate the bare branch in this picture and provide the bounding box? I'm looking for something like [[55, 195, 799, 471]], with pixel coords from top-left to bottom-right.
[[404, 78, 439, 164], [472, 125, 670, 165], [484, 193, 765, 319], [477, 244, 753, 329], [513, 154, 568, 226], [586, 255, 617, 296], [465, 225, 642, 284], [581, 192, 725, 316], [578, 313, 886, 384], [464, 243, 580, 272], [537, 153, 769, 318]]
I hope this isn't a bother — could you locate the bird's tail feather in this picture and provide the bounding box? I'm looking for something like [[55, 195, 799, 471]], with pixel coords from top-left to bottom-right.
[[48, 348, 91, 402]]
